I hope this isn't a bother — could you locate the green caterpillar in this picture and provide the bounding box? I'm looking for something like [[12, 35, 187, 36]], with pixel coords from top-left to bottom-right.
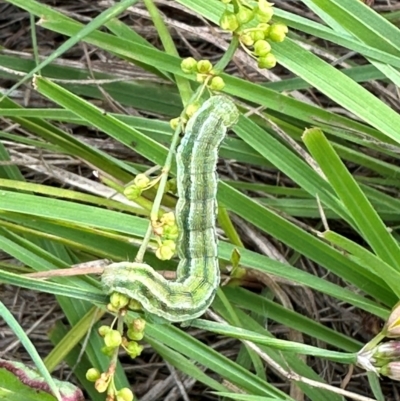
[[101, 96, 239, 322]]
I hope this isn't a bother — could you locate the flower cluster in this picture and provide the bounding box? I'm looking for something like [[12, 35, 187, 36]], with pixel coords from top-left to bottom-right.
[[155, 211, 179, 261], [180, 57, 226, 91], [124, 174, 152, 200], [219, 0, 288, 69], [239, 21, 287, 69], [123, 173, 179, 261], [357, 302, 400, 380], [220, 0, 272, 31], [86, 317, 146, 400]]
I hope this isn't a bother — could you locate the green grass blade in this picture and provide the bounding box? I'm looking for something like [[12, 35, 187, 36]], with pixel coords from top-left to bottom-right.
[[190, 320, 356, 363], [303, 128, 400, 273], [222, 287, 362, 351], [145, 323, 291, 399], [322, 231, 400, 298], [3, 0, 140, 98], [0, 302, 61, 401]]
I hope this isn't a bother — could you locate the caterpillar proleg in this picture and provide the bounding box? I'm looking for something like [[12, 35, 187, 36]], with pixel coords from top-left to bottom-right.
[[101, 96, 239, 322]]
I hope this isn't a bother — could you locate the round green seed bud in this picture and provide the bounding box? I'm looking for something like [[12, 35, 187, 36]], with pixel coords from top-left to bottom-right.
[[106, 303, 118, 313], [98, 325, 111, 337], [253, 39, 272, 57], [170, 117, 180, 130], [124, 185, 142, 200], [240, 32, 254, 47], [257, 52, 277, 69], [156, 240, 176, 261], [196, 59, 213, 74], [160, 211, 175, 226], [133, 174, 150, 189], [109, 292, 130, 310], [186, 102, 200, 118], [163, 224, 179, 241], [219, 10, 239, 32], [250, 29, 265, 42], [126, 341, 144, 358], [180, 57, 197, 74], [163, 239, 176, 249], [236, 6, 253, 25], [104, 329, 122, 348], [258, 0, 274, 16], [268, 23, 289, 42], [116, 388, 134, 401], [196, 73, 207, 83], [127, 328, 144, 341], [256, 10, 273, 23], [255, 1, 274, 23], [128, 299, 142, 311], [132, 317, 146, 332], [257, 23, 270, 36], [94, 377, 109, 393], [153, 222, 164, 237], [100, 345, 115, 357], [209, 76, 225, 91], [86, 368, 101, 382]]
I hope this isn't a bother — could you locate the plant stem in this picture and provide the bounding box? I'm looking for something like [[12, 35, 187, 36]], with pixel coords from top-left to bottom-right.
[[134, 23, 239, 264], [218, 206, 244, 247], [214, 35, 240, 73], [142, 0, 192, 105]]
